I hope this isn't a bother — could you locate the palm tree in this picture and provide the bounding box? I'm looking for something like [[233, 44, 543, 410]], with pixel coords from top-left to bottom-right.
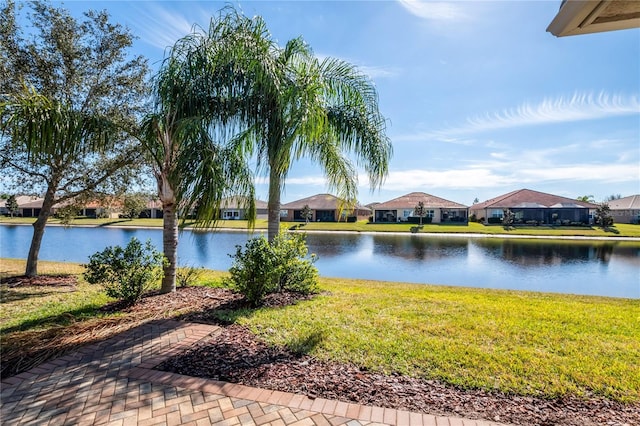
[[140, 10, 258, 293], [231, 23, 393, 241]]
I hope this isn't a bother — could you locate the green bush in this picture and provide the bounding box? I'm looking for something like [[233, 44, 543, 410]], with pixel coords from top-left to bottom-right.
[[225, 231, 318, 306], [84, 238, 164, 305]]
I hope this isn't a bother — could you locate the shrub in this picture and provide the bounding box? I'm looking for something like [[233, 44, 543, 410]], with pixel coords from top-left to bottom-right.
[[84, 238, 164, 305], [487, 217, 502, 224], [176, 265, 204, 288], [225, 231, 318, 306]]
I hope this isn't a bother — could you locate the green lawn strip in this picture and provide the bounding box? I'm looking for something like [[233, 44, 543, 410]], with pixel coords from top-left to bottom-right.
[[2, 217, 639, 237], [1, 259, 638, 403], [235, 279, 640, 402]]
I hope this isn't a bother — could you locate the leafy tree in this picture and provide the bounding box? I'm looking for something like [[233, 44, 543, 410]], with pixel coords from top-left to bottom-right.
[[473, 197, 479, 204], [413, 201, 427, 226], [5, 194, 18, 217], [594, 203, 614, 228], [122, 193, 149, 219], [606, 194, 622, 201], [227, 12, 392, 241], [301, 204, 313, 224], [140, 9, 257, 293], [502, 209, 515, 229], [0, 1, 148, 277]]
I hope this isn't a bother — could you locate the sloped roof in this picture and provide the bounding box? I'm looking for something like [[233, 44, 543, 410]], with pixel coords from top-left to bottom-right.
[[374, 192, 467, 210], [282, 194, 368, 211], [608, 194, 640, 210], [19, 198, 45, 209], [472, 189, 598, 210], [220, 197, 267, 209], [3, 195, 43, 208]]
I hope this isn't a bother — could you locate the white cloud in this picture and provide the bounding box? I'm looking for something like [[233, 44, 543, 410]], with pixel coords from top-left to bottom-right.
[[400, 92, 640, 143], [376, 168, 513, 191], [317, 53, 398, 80], [357, 65, 400, 79], [397, 0, 468, 21], [451, 92, 640, 135], [129, 3, 207, 50]]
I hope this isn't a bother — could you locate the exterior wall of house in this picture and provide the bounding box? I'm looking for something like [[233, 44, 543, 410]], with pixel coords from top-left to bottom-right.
[[474, 207, 590, 225], [611, 209, 640, 224]]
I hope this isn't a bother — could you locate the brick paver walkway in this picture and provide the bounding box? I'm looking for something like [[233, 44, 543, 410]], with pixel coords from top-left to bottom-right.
[[1, 320, 508, 425]]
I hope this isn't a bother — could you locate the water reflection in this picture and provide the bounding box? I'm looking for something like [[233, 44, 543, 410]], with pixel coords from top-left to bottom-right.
[[1, 225, 638, 298], [472, 239, 623, 267], [371, 235, 468, 261], [306, 233, 361, 258]]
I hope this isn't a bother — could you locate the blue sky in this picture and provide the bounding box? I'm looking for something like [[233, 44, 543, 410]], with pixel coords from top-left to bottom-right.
[[54, 1, 640, 205]]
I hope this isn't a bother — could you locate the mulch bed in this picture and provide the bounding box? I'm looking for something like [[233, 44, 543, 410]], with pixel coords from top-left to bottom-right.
[[2, 274, 78, 287], [3, 280, 638, 425]]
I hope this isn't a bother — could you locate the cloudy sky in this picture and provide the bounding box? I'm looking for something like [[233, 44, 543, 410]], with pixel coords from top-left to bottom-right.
[[51, 1, 640, 205]]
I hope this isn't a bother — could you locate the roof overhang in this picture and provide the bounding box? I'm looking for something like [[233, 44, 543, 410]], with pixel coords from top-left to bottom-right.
[[547, 0, 640, 37]]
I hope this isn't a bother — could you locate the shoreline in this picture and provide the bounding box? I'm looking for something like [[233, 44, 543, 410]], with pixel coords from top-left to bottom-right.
[[2, 221, 640, 242]]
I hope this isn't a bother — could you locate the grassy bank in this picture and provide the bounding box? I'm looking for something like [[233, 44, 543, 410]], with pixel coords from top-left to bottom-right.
[[2, 216, 640, 237], [1, 259, 638, 403]]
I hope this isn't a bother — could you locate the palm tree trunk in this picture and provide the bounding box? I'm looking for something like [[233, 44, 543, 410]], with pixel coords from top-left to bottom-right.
[[267, 168, 282, 243], [161, 201, 178, 293], [25, 186, 56, 277]]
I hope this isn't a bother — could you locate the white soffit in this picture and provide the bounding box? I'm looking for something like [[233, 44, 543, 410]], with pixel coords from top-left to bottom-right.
[[547, 0, 640, 37]]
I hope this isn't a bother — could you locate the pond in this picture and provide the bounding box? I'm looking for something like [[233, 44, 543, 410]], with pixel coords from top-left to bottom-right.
[[1, 224, 638, 299]]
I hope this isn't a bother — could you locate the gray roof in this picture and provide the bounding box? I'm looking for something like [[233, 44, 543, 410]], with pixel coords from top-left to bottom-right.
[[608, 195, 640, 210]]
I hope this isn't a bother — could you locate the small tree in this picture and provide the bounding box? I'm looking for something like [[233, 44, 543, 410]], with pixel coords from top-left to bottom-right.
[[122, 193, 148, 219], [5, 195, 18, 217], [225, 231, 318, 306], [414, 201, 426, 226], [84, 238, 164, 305], [301, 204, 313, 224], [594, 203, 614, 228], [502, 209, 515, 229]]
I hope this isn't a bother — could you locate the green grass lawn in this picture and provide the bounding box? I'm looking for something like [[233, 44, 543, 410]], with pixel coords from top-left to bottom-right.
[[2, 216, 640, 237], [1, 258, 638, 403]]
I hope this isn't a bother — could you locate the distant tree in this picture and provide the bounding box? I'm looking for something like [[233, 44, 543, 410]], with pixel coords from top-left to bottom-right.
[[473, 197, 479, 204], [301, 204, 313, 224], [414, 201, 427, 226], [0, 1, 149, 277], [122, 193, 148, 219], [606, 194, 622, 201], [502, 209, 515, 229], [5, 194, 18, 217], [594, 203, 614, 228], [577, 195, 595, 203]]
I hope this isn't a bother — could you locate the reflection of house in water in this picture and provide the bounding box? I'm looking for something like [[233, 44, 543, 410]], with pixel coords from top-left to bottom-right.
[[371, 235, 469, 261], [304, 233, 362, 258], [473, 239, 619, 267]]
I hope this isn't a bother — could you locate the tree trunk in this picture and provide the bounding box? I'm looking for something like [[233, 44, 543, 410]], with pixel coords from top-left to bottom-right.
[[267, 168, 282, 243], [161, 201, 178, 293], [25, 186, 56, 277]]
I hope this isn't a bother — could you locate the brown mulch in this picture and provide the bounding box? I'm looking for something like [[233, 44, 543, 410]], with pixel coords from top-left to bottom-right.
[[3, 280, 638, 425], [1, 274, 78, 287]]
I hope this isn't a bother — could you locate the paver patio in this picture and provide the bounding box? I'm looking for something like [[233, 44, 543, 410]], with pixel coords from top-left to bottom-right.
[[0, 320, 509, 425]]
